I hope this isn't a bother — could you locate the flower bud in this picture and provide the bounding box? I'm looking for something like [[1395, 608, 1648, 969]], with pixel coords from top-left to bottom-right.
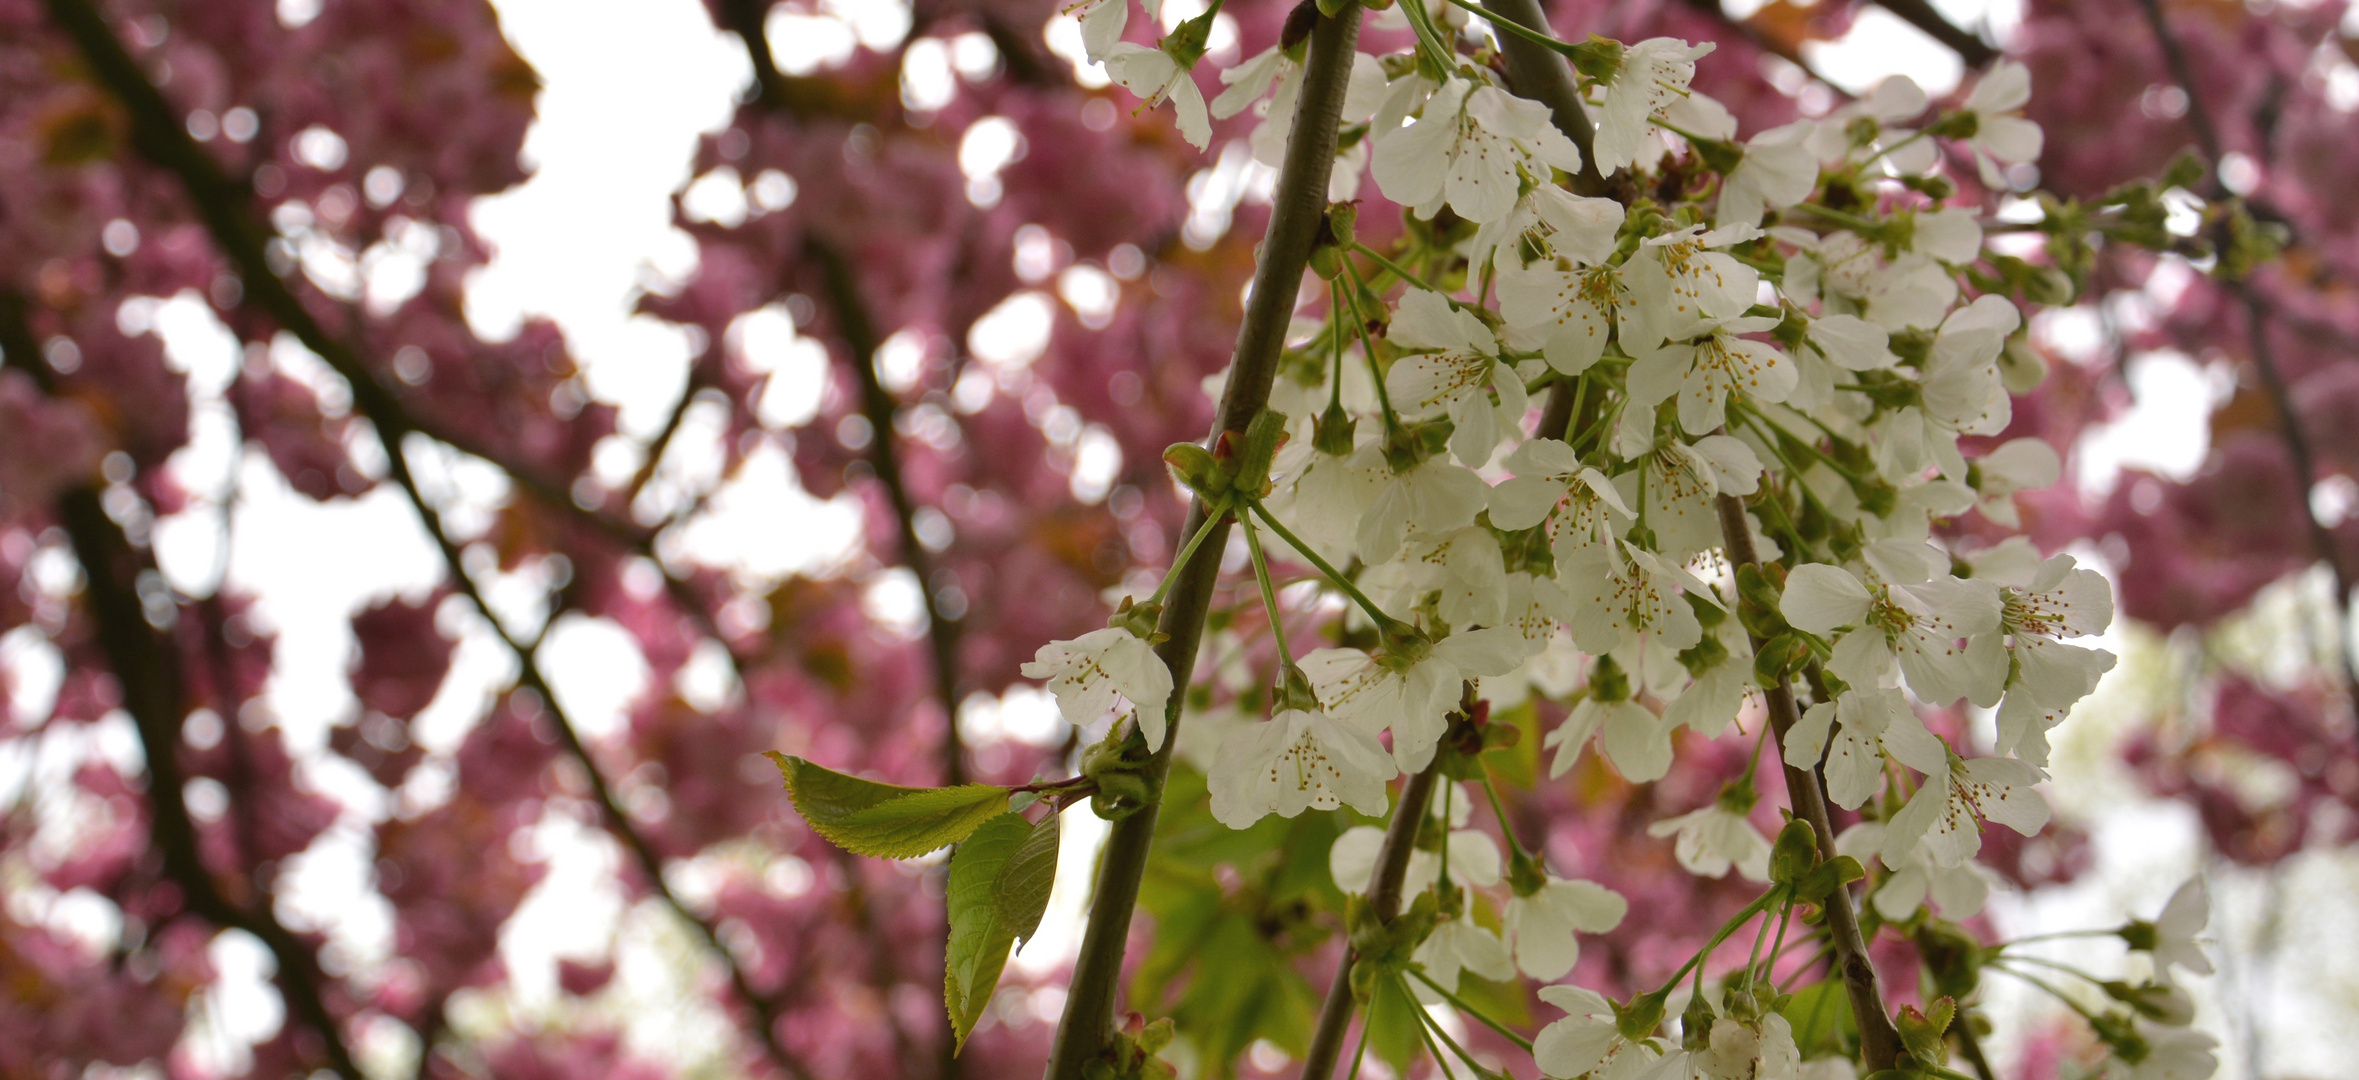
[[1768, 818, 1818, 884]]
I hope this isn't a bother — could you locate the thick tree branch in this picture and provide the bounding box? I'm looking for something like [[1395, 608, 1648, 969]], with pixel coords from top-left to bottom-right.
[[35, 3, 814, 1075], [6, 292, 365, 1080], [1042, 7, 1364, 1077], [1867, 0, 1998, 68], [1481, 0, 1606, 194], [1298, 759, 1444, 1080], [1716, 494, 1905, 1071]]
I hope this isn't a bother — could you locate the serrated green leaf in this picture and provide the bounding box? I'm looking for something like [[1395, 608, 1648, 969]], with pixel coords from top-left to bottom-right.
[[945, 812, 1030, 1051], [765, 752, 1008, 858], [995, 809, 1059, 948]]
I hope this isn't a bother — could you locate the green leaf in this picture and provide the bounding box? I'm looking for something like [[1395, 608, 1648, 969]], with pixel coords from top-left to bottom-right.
[[995, 809, 1060, 947], [944, 812, 1031, 1051], [766, 752, 1008, 858], [1364, 975, 1424, 1074], [1779, 980, 1857, 1058]]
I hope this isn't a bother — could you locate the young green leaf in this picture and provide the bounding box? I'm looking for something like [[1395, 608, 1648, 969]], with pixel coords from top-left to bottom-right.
[[765, 752, 1009, 858], [945, 812, 1032, 1051], [994, 809, 1061, 948]]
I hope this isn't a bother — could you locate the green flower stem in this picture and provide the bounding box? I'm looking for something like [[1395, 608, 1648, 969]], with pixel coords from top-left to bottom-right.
[[1739, 892, 1786, 993], [1563, 372, 1591, 442], [1042, 10, 1366, 1077], [1479, 772, 1530, 862], [1997, 952, 2114, 988], [1329, 281, 1350, 413], [1401, 977, 1482, 1079], [1347, 1023, 1373, 1080], [1742, 418, 1843, 521], [1569, 396, 1623, 458], [1986, 962, 2109, 1025], [1410, 969, 1538, 1051], [1351, 242, 1435, 292], [1398, 0, 1460, 75], [1238, 512, 1296, 667], [1739, 404, 1862, 480], [1248, 501, 1399, 631], [1998, 928, 2121, 949], [1338, 260, 1405, 431], [1762, 898, 1795, 989], [1652, 887, 1783, 1000], [1439, 0, 1577, 56], [1793, 201, 1885, 233], [1148, 506, 1230, 608], [1713, 492, 1906, 1070]]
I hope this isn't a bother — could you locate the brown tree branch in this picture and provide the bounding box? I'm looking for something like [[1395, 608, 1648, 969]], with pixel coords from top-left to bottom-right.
[[1716, 494, 1905, 1071], [6, 292, 364, 1080], [2129, 0, 2359, 696], [1867, 0, 1998, 68], [1297, 759, 1444, 1080], [33, 3, 815, 1075], [1042, 7, 1364, 1077]]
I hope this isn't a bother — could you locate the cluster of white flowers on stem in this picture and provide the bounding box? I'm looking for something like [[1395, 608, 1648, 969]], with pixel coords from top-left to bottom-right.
[[1015, 2, 2219, 1077]]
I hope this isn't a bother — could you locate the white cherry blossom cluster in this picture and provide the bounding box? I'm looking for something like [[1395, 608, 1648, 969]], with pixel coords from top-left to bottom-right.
[[1010, 4, 2206, 1077]]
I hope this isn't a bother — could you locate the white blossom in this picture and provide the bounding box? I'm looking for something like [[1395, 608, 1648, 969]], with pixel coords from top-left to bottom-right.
[[1640, 435, 1761, 559], [1649, 799, 1772, 880], [1717, 122, 1818, 227], [1702, 1014, 1801, 1080], [1021, 626, 1176, 747], [1488, 438, 1635, 559], [1373, 77, 1583, 224], [1475, 186, 1626, 277], [1971, 436, 2061, 527], [1627, 311, 1794, 438], [1782, 687, 1948, 810], [2145, 877, 2215, 977], [1987, 553, 2117, 765], [1779, 563, 2004, 707], [1547, 694, 1676, 782], [1499, 253, 1628, 377], [1411, 914, 1516, 1001], [1561, 543, 1709, 655], [1838, 821, 1990, 921], [1385, 288, 1528, 466], [1064, 0, 1139, 63], [2113, 1024, 2218, 1080], [1960, 60, 2044, 190], [1209, 707, 1398, 827], [1302, 627, 1526, 770], [1622, 224, 1763, 347], [1358, 456, 1491, 564], [1104, 43, 1212, 150], [1506, 875, 1628, 980], [1537, 985, 1661, 1080], [1882, 750, 2050, 868], [1590, 38, 1715, 175]]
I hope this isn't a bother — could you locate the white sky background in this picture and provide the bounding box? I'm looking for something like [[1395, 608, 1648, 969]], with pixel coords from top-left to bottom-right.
[[7, 0, 2359, 1076]]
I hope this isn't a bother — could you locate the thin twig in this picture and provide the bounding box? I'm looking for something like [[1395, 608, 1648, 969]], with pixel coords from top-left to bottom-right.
[[806, 239, 969, 786], [1042, 6, 1365, 1077], [2131, 0, 2359, 695], [32, 5, 814, 1075], [1299, 760, 1445, 1080], [1715, 494, 1906, 1071]]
